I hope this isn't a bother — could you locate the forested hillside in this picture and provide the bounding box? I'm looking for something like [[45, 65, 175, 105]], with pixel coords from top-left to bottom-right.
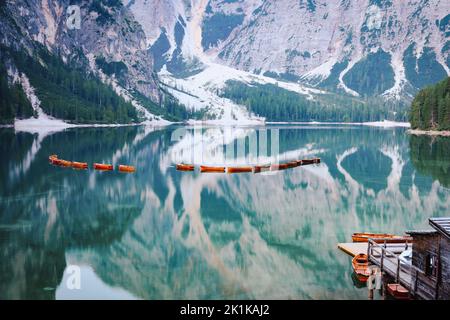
[[222, 81, 407, 122], [410, 77, 450, 130], [0, 64, 34, 124]]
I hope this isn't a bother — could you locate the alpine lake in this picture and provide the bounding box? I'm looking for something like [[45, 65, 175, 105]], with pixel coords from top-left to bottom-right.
[[0, 124, 449, 299]]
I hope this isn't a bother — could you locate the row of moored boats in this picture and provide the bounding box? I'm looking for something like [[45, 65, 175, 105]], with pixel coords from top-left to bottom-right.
[[176, 158, 321, 173], [49, 155, 135, 173]]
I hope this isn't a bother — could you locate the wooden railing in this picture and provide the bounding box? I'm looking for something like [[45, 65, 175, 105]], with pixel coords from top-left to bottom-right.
[[367, 239, 412, 287], [367, 238, 439, 300]]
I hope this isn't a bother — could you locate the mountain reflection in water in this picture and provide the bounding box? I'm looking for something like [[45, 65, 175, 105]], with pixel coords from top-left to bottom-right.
[[0, 125, 449, 300]]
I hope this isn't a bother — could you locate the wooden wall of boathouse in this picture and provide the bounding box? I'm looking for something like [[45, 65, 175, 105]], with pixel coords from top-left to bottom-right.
[[409, 232, 450, 300]]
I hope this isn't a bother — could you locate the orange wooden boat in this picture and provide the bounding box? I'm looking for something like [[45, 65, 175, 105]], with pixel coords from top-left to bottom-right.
[[118, 165, 135, 173], [176, 164, 195, 171], [300, 158, 320, 165], [94, 163, 113, 171], [227, 166, 253, 173], [200, 165, 225, 173], [253, 165, 270, 173], [53, 159, 72, 167], [387, 283, 410, 300], [352, 233, 412, 243], [352, 253, 370, 282], [72, 161, 88, 170], [286, 161, 298, 168], [49, 154, 58, 163]]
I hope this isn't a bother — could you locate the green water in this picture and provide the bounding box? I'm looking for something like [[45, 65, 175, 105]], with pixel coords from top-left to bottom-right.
[[0, 125, 449, 300]]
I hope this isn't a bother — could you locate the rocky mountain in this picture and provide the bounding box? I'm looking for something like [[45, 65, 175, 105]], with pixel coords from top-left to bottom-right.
[[0, 0, 170, 125], [128, 0, 449, 102], [1, 0, 449, 124]]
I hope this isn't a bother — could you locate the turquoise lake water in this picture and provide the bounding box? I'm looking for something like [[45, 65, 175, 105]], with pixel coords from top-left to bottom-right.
[[0, 125, 449, 299]]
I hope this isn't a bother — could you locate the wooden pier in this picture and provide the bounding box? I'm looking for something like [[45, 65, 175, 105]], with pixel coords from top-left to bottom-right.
[[367, 239, 413, 290], [339, 216, 450, 300], [338, 242, 411, 257]]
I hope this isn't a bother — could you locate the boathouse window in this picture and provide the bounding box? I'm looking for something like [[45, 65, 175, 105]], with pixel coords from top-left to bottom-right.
[[425, 253, 438, 278]]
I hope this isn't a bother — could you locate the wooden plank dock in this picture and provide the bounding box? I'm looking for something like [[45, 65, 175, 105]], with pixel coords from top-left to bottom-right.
[[338, 242, 412, 257], [337, 243, 368, 257]]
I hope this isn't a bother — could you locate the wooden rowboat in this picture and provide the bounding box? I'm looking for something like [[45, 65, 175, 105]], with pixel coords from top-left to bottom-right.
[[118, 165, 135, 173], [72, 161, 88, 169], [387, 283, 409, 300], [300, 158, 320, 165], [53, 159, 72, 167], [352, 253, 370, 282], [253, 165, 270, 173], [94, 163, 113, 171], [286, 161, 298, 168], [176, 164, 195, 171], [352, 233, 412, 243], [227, 167, 253, 173], [200, 166, 225, 173]]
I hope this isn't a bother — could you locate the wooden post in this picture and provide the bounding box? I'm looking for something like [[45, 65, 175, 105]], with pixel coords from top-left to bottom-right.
[[382, 272, 387, 300], [396, 256, 401, 283], [368, 288, 374, 300], [413, 268, 418, 298], [435, 236, 441, 300]]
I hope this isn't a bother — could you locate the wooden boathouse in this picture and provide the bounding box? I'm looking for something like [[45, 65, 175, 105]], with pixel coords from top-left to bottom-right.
[[367, 217, 450, 300]]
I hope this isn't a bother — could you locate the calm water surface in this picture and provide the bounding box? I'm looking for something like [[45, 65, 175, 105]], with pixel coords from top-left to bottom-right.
[[0, 125, 449, 299]]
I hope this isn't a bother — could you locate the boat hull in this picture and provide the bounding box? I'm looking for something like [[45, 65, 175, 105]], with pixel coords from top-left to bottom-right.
[[352, 233, 412, 243], [94, 163, 113, 171], [118, 165, 135, 173], [200, 166, 225, 173], [227, 167, 253, 173], [352, 254, 370, 283], [72, 162, 88, 169], [176, 164, 195, 171], [387, 283, 410, 300]]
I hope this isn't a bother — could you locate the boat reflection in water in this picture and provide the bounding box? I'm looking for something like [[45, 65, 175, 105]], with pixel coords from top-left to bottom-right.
[[0, 125, 449, 300]]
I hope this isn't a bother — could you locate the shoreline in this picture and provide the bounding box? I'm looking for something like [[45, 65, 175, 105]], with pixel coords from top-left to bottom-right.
[[407, 129, 450, 137], [266, 120, 411, 128]]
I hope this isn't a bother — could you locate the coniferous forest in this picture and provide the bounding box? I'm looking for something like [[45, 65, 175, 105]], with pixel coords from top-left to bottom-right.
[[221, 80, 408, 122], [410, 77, 450, 130], [0, 45, 194, 124], [0, 64, 34, 124]]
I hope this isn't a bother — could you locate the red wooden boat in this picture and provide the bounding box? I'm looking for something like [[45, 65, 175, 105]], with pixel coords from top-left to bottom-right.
[[286, 161, 299, 168], [352, 233, 412, 243], [53, 159, 72, 167], [300, 158, 320, 165], [352, 254, 370, 282], [387, 283, 410, 300], [227, 166, 253, 173], [49, 154, 58, 163], [94, 163, 113, 171], [72, 161, 88, 169], [200, 166, 225, 173], [118, 165, 135, 173], [253, 165, 270, 173], [176, 164, 195, 171]]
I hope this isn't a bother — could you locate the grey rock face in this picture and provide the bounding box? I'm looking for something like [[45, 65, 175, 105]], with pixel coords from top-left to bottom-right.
[[1, 0, 160, 103], [127, 0, 449, 99]]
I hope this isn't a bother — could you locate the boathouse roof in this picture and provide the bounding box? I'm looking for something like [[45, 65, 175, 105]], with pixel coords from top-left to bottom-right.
[[406, 230, 437, 236], [429, 217, 450, 240]]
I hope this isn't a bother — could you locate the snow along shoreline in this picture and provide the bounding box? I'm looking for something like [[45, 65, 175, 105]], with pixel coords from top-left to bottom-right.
[[9, 117, 172, 135], [407, 129, 450, 137], [266, 120, 411, 128]]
